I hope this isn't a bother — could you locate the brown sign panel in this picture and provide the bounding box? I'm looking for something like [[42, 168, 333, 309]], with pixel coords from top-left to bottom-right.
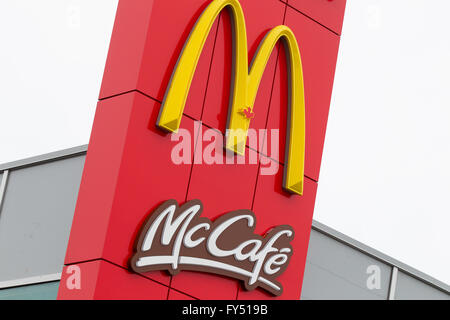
[[130, 199, 295, 296]]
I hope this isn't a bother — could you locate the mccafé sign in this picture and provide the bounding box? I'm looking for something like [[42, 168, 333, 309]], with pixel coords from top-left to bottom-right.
[[59, 0, 344, 300], [131, 200, 294, 296]]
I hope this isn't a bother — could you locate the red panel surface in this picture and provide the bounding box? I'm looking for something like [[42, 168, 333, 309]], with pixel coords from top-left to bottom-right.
[[171, 128, 259, 300], [64, 92, 196, 285], [187, 128, 259, 218], [168, 289, 197, 300], [287, 0, 347, 35], [58, 261, 100, 300], [58, 260, 168, 300], [264, 6, 341, 181], [237, 158, 318, 300], [201, 0, 285, 136], [100, 0, 219, 120]]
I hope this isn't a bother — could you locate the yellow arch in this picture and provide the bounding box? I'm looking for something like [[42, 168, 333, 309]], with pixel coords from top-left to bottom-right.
[[156, 0, 305, 195]]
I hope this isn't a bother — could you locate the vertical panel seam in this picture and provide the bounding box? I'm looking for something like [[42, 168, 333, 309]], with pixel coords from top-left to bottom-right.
[[0, 170, 9, 216], [388, 266, 398, 300]]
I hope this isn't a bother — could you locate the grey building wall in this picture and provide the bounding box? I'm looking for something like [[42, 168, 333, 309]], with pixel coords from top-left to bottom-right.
[[394, 271, 449, 300], [301, 230, 392, 300], [0, 156, 84, 283], [0, 146, 448, 300]]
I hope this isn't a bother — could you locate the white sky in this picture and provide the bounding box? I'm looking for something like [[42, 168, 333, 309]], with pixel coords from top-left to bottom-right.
[[0, 1, 117, 160], [315, 0, 450, 285], [0, 1, 449, 285]]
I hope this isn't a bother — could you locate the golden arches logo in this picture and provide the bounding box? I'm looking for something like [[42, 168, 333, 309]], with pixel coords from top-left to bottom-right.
[[157, 0, 305, 195]]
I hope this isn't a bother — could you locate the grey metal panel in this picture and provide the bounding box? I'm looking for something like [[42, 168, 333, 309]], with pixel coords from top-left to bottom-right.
[[0, 281, 59, 300], [301, 230, 391, 300], [0, 155, 85, 282], [311, 220, 450, 293], [394, 271, 450, 300]]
